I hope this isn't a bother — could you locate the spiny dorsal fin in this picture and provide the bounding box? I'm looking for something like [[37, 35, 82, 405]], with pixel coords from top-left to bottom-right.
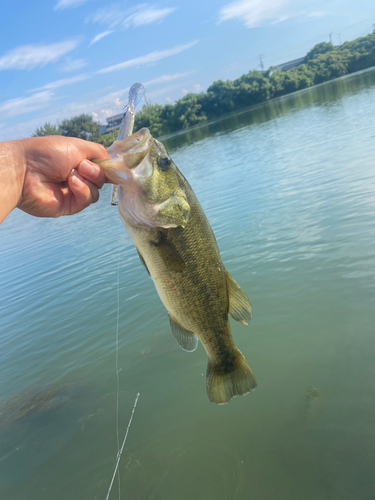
[[169, 316, 198, 352], [226, 271, 252, 325]]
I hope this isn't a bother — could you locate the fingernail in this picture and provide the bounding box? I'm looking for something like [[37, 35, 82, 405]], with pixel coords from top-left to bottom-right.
[[79, 160, 98, 177], [71, 172, 84, 189]]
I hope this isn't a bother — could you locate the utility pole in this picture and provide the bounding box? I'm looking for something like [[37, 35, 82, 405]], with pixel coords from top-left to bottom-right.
[[329, 32, 333, 44], [337, 33, 342, 45], [259, 54, 265, 71]]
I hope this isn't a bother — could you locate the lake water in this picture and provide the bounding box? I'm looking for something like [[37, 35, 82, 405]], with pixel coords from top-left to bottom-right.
[[1, 68, 375, 499]]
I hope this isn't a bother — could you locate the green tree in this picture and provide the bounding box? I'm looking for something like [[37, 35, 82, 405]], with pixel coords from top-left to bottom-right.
[[304, 42, 335, 62], [60, 114, 102, 142], [32, 122, 61, 137], [174, 94, 207, 129], [98, 131, 118, 148], [308, 51, 350, 83], [204, 80, 236, 117], [134, 104, 167, 137]]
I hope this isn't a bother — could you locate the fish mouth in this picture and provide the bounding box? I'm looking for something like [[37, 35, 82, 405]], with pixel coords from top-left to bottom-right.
[[121, 127, 151, 155], [122, 128, 153, 170], [106, 127, 153, 167], [92, 157, 131, 185], [92, 128, 153, 183]]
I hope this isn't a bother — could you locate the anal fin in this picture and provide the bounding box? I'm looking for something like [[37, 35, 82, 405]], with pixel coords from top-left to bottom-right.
[[169, 316, 198, 352], [226, 271, 252, 325]]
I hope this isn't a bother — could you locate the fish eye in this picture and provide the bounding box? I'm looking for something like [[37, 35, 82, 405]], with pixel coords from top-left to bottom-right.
[[158, 155, 171, 171]]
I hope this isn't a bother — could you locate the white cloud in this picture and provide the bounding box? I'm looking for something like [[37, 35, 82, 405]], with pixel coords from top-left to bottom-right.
[[28, 69, 193, 96], [0, 91, 54, 119], [270, 14, 296, 25], [75, 90, 133, 124], [98, 41, 198, 74], [194, 83, 203, 92], [57, 89, 129, 125], [0, 117, 48, 141], [0, 88, 128, 140], [0, 78, 193, 140], [218, 0, 329, 27], [59, 58, 87, 72], [86, 5, 121, 28], [143, 71, 195, 86], [100, 109, 116, 119], [218, 0, 294, 27], [91, 74, 196, 120], [87, 4, 175, 30], [0, 39, 81, 71], [0, 69, 195, 139], [89, 30, 114, 46], [122, 6, 176, 29], [145, 83, 184, 101], [308, 11, 328, 18], [55, 0, 90, 11], [32, 73, 91, 91], [0, 80, 162, 139]]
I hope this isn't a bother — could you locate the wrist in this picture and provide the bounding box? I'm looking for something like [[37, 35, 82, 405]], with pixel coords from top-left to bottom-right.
[[0, 140, 26, 223]]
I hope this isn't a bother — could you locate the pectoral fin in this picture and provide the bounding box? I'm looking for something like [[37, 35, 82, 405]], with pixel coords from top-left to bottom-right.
[[226, 271, 252, 325], [150, 231, 185, 272], [169, 316, 198, 352]]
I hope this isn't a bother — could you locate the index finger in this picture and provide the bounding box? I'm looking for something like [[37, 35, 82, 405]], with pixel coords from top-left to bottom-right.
[[73, 139, 110, 162]]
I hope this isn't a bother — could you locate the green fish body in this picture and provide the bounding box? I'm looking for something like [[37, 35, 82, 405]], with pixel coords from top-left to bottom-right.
[[95, 129, 256, 404]]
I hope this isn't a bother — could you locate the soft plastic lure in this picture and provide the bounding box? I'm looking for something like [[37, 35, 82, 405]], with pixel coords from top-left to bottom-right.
[[108, 83, 145, 205]]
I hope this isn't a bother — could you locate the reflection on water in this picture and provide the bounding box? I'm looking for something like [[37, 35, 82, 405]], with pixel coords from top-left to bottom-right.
[[1, 68, 375, 499], [163, 66, 375, 152]]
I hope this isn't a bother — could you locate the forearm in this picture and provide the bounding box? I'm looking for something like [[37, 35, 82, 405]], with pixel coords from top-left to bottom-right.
[[0, 140, 26, 224]]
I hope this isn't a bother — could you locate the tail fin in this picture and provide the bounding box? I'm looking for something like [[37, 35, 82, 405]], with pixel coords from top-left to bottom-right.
[[206, 350, 257, 404]]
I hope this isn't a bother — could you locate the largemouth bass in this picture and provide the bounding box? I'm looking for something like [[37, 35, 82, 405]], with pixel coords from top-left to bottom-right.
[[95, 128, 257, 404]]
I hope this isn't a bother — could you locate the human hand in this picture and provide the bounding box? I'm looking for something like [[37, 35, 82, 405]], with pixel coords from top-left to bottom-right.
[[16, 136, 110, 218]]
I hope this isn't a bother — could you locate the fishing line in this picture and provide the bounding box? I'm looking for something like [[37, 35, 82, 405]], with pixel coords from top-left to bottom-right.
[[115, 234, 121, 499], [105, 392, 140, 500], [106, 229, 140, 500]]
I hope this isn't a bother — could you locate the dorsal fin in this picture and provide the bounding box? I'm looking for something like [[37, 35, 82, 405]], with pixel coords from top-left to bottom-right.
[[226, 271, 252, 325]]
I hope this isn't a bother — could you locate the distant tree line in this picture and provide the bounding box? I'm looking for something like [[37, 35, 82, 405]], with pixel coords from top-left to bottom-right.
[[32, 114, 115, 147], [134, 31, 375, 136], [33, 30, 375, 142]]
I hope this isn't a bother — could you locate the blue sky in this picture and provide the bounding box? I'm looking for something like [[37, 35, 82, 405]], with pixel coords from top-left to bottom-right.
[[0, 0, 374, 141]]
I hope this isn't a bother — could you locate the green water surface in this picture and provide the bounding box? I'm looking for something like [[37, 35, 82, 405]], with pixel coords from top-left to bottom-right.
[[1, 68, 375, 499]]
